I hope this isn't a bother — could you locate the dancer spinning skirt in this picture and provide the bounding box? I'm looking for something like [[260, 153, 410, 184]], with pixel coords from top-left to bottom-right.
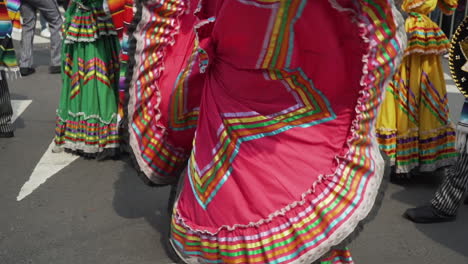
[[376, 0, 458, 176], [125, 0, 405, 263], [54, 0, 121, 159]]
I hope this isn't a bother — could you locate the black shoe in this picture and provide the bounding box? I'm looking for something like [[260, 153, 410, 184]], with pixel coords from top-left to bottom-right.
[[404, 205, 456, 224], [464, 196, 468, 205], [19, 67, 35, 76], [390, 170, 411, 185], [49, 65, 61, 74], [0, 131, 14, 138]]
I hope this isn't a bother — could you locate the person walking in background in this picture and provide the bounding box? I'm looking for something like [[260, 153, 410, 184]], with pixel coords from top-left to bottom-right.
[[0, 0, 20, 138], [376, 0, 459, 182], [405, 146, 468, 223], [53, 0, 120, 159], [0, 71, 14, 138], [19, 0, 62, 76]]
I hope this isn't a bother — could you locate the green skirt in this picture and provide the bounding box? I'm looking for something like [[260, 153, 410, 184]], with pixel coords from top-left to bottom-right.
[[54, 0, 120, 157]]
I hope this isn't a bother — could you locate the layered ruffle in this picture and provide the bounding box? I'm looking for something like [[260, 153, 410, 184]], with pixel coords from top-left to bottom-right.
[[55, 116, 119, 154], [405, 13, 450, 55], [437, 0, 458, 15], [377, 126, 457, 173], [63, 0, 117, 43], [124, 0, 198, 184]]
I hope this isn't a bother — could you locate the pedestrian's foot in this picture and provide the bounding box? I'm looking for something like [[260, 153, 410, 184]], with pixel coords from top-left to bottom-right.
[[404, 205, 456, 224], [464, 196, 468, 205], [40, 28, 51, 38], [51, 146, 63, 153], [49, 66, 61, 74], [0, 131, 14, 138], [19, 67, 35, 76]]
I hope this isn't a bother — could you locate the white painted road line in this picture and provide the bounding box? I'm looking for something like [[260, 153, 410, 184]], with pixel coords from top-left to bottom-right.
[[17, 140, 79, 201], [12, 99, 78, 202], [11, 100, 32, 123]]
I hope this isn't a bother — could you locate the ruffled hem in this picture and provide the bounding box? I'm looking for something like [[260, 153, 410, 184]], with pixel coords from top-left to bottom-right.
[[170, 0, 406, 263], [377, 125, 458, 174], [418, 157, 457, 172], [55, 116, 120, 156], [53, 144, 120, 160], [405, 13, 450, 55], [63, 3, 117, 43], [122, 0, 189, 185], [172, 150, 391, 264]]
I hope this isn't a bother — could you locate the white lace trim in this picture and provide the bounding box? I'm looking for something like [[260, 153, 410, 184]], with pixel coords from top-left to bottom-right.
[[407, 0, 425, 10], [64, 31, 118, 44], [57, 110, 118, 125], [54, 142, 119, 153], [393, 157, 457, 174], [418, 158, 457, 172]]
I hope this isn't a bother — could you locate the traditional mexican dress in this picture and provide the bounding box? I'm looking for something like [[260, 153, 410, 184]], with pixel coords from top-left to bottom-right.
[[54, 0, 120, 158], [125, 0, 406, 263], [376, 0, 458, 174]]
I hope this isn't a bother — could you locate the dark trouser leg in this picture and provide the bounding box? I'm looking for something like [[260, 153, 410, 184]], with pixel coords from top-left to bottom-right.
[[19, 2, 37, 68], [0, 72, 13, 133], [23, 0, 63, 67], [431, 151, 468, 215]]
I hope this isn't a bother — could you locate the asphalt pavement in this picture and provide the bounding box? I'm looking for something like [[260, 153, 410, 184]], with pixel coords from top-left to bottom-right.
[[0, 37, 467, 264]]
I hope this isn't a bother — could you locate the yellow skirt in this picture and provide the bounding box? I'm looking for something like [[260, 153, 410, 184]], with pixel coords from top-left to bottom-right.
[[376, 54, 457, 173]]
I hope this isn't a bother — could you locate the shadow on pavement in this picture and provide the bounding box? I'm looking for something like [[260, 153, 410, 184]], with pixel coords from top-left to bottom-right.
[[391, 170, 468, 258], [112, 155, 181, 263]]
